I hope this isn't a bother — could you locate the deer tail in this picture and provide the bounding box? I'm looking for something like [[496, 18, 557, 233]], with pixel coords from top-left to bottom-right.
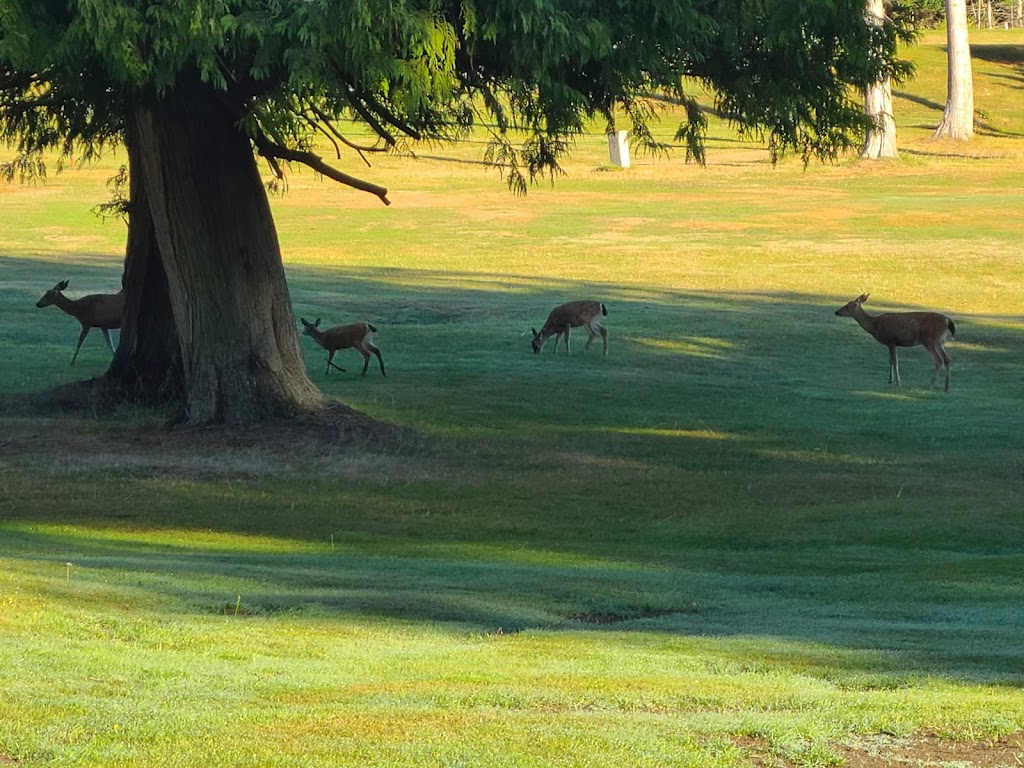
[[601, 303, 608, 316], [367, 323, 378, 333], [947, 318, 956, 337]]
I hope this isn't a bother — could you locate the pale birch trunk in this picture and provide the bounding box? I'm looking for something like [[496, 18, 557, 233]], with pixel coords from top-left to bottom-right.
[[861, 0, 898, 159], [862, 78, 898, 158], [934, 0, 975, 139]]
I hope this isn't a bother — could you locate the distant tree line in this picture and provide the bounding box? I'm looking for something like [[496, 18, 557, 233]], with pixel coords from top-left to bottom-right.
[[895, 0, 1024, 26], [968, 0, 1024, 26]]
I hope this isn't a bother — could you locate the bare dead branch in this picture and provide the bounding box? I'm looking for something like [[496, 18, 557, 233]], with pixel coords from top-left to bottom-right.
[[305, 100, 389, 168], [299, 108, 343, 159], [253, 132, 390, 206], [263, 153, 287, 186]]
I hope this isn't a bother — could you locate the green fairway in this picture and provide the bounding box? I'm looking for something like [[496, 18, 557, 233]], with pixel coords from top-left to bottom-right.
[[2, 29, 1024, 768]]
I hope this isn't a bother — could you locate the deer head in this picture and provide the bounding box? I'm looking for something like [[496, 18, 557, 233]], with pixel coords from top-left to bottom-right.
[[36, 280, 70, 308]]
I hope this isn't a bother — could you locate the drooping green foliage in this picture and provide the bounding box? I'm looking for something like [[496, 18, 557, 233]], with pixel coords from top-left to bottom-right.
[[1, 0, 911, 192]]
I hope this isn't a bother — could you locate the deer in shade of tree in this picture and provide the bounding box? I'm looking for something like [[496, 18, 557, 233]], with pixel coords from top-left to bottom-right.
[[36, 280, 124, 365], [531, 301, 608, 356], [835, 294, 956, 391], [300, 318, 386, 377]]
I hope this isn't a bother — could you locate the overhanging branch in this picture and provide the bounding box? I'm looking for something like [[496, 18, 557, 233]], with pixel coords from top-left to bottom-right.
[[252, 132, 391, 206], [304, 99, 389, 168]]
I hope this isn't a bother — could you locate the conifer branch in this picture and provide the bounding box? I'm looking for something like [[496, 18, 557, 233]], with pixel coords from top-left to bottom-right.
[[252, 130, 391, 206]]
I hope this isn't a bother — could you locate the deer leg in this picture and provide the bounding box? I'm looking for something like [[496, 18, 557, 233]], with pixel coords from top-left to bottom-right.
[[598, 323, 608, 356], [368, 343, 386, 376], [552, 331, 562, 354], [924, 344, 943, 389], [925, 344, 951, 391], [101, 328, 116, 355], [564, 327, 572, 355], [70, 327, 90, 365], [358, 348, 371, 376], [326, 351, 347, 374], [887, 345, 900, 385], [584, 324, 601, 353]]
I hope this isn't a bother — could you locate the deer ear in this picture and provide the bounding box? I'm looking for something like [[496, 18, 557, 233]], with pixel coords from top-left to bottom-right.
[[315, 317, 321, 327], [300, 317, 308, 326], [857, 293, 870, 303], [57, 280, 69, 290], [531, 328, 538, 335]]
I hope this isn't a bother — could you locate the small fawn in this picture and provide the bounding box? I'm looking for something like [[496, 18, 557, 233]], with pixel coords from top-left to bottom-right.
[[531, 300, 608, 355], [36, 280, 125, 365], [300, 317, 386, 377], [835, 293, 956, 391]]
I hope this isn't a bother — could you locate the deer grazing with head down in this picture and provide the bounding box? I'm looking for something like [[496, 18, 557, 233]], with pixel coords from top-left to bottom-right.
[[835, 293, 956, 391], [36, 280, 125, 365], [300, 317, 386, 377], [531, 300, 608, 355]]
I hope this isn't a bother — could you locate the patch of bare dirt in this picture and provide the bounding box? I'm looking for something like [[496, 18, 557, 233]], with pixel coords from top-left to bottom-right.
[[3, 379, 412, 449], [167, 403, 415, 451], [736, 732, 1024, 767], [0, 388, 421, 480]]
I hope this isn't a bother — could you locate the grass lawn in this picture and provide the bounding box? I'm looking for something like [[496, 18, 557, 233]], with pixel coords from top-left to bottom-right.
[[1, 28, 1024, 768]]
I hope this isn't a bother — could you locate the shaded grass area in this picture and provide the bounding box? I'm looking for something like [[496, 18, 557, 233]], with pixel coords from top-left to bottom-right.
[[4, 267, 1024, 767]]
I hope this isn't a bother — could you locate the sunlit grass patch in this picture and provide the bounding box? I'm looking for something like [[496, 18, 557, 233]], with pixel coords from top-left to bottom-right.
[[1, 523, 323, 555], [633, 336, 737, 359], [609, 426, 739, 442]]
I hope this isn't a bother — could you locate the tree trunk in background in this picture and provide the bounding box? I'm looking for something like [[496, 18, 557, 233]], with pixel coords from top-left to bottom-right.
[[133, 85, 326, 425], [861, 0, 898, 160], [934, 0, 975, 139], [861, 78, 898, 158], [103, 124, 184, 405]]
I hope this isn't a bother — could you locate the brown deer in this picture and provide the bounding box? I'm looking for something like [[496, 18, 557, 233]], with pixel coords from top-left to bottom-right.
[[531, 300, 608, 355], [835, 293, 956, 391], [36, 280, 125, 365], [300, 317, 386, 377]]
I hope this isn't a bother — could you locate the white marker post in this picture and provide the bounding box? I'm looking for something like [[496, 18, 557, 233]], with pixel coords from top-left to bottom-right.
[[607, 130, 630, 168]]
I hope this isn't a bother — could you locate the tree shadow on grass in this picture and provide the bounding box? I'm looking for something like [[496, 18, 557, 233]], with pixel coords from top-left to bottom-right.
[[6, 518, 1024, 685], [971, 43, 1024, 70], [4, 258, 1024, 683], [894, 76, 1024, 139]]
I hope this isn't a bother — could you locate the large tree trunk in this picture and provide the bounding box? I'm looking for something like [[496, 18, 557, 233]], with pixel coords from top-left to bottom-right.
[[861, 0, 898, 159], [132, 85, 325, 425], [934, 0, 974, 139], [103, 123, 184, 406]]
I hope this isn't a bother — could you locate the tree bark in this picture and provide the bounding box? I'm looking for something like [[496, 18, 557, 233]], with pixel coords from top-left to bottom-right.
[[132, 85, 326, 425], [861, 0, 898, 159], [103, 123, 184, 406], [861, 78, 898, 159], [934, 0, 975, 140]]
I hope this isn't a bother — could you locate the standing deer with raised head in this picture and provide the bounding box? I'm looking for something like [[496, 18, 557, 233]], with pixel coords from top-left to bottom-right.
[[300, 317, 386, 377], [36, 280, 125, 365], [531, 300, 608, 355], [835, 293, 956, 391]]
